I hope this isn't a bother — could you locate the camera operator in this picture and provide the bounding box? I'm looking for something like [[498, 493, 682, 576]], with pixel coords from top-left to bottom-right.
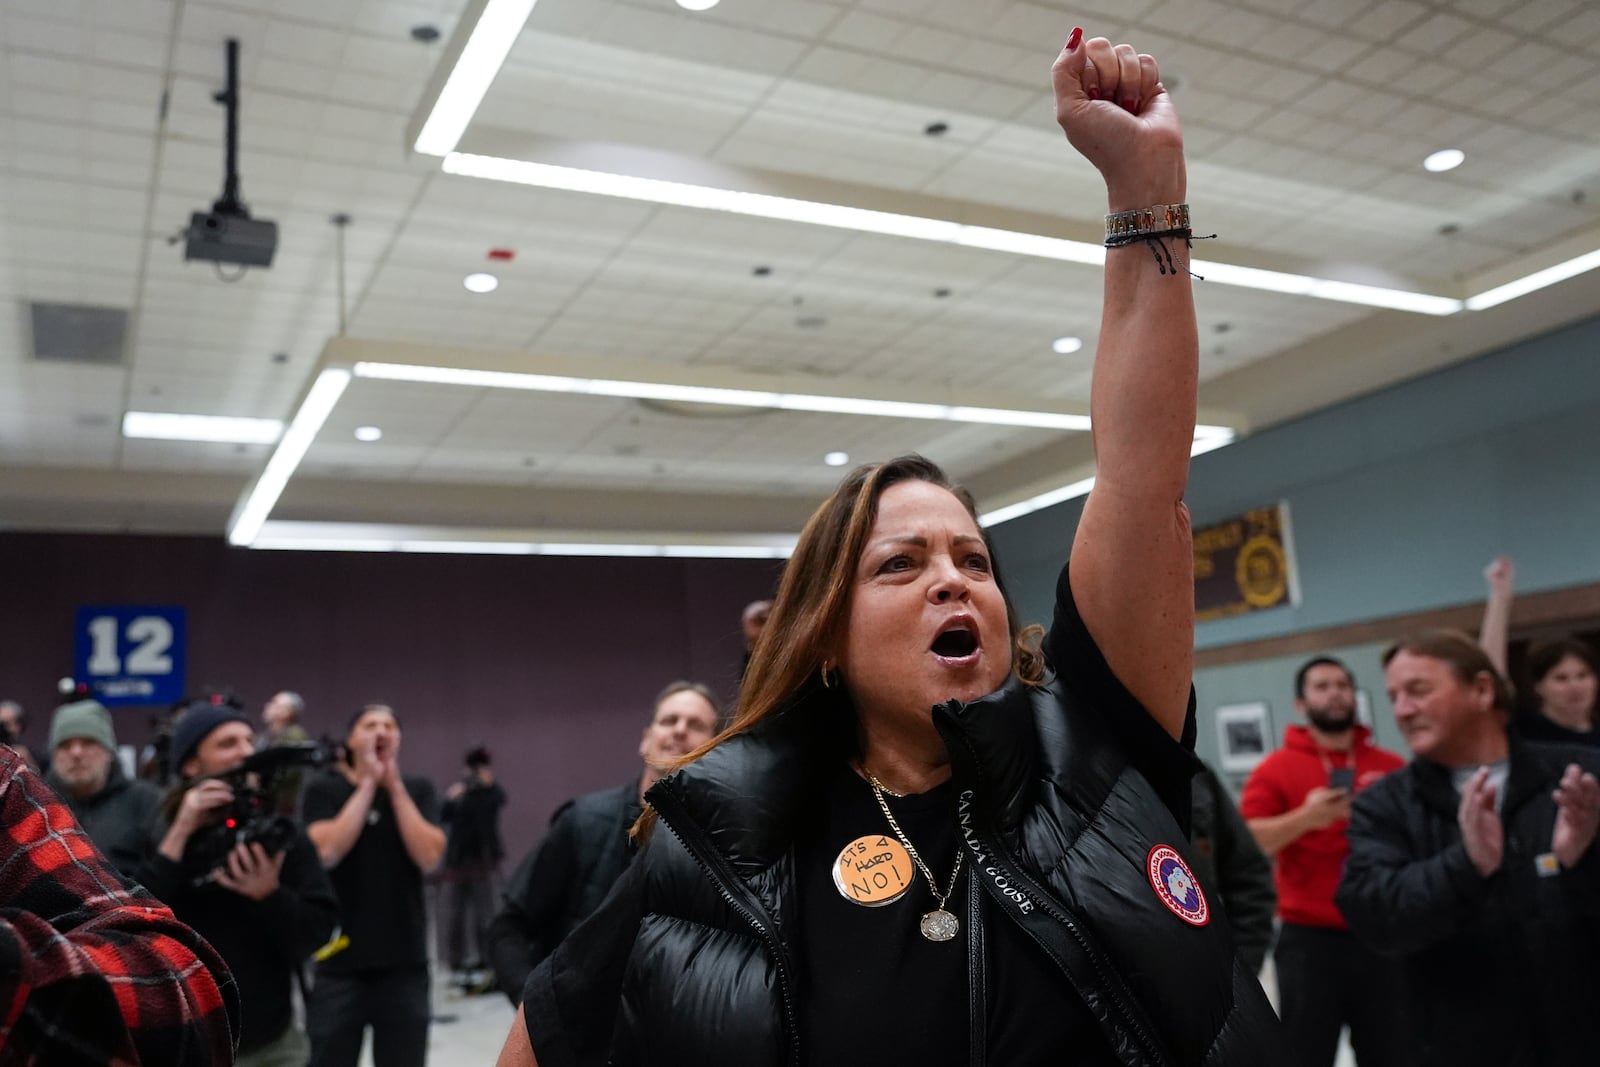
[[139, 700, 339, 1067]]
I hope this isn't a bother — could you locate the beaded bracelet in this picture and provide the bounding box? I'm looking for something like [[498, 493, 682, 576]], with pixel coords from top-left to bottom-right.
[[1105, 203, 1189, 242], [1103, 204, 1213, 277]]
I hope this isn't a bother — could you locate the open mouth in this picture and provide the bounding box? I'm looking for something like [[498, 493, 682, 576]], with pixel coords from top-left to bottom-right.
[[930, 620, 979, 660]]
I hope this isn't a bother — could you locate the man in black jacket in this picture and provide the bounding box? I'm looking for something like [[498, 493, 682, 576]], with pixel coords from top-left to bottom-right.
[[486, 681, 718, 1003], [141, 700, 339, 1066], [1189, 761, 1275, 975], [1337, 631, 1600, 1067]]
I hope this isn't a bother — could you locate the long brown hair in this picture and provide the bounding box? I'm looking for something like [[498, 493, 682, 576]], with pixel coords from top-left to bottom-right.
[[1524, 637, 1599, 724], [635, 455, 1043, 841]]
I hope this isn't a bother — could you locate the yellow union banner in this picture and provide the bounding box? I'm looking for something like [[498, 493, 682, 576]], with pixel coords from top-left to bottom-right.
[[1194, 503, 1299, 622]]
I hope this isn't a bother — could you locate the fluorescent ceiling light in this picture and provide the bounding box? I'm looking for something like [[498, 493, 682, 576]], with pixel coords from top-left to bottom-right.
[[464, 272, 500, 293], [122, 412, 282, 444], [1423, 148, 1465, 173], [824, 451, 850, 467], [1465, 248, 1600, 311], [947, 407, 1092, 430], [354, 426, 383, 442], [227, 369, 352, 547], [353, 362, 586, 393], [413, 0, 539, 156], [979, 429, 1237, 527], [1052, 336, 1083, 355], [351, 360, 1115, 432], [249, 536, 793, 558], [954, 226, 1104, 265], [1303, 279, 1462, 316], [1189, 427, 1237, 458], [250, 537, 403, 553], [979, 477, 1098, 527], [443, 153, 961, 241], [587, 380, 779, 407], [1193, 260, 1464, 316], [442, 152, 1462, 315], [774, 393, 948, 419]]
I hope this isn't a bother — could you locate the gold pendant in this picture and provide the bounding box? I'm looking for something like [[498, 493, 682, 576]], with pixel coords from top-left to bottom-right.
[[920, 909, 959, 942], [833, 834, 915, 907]]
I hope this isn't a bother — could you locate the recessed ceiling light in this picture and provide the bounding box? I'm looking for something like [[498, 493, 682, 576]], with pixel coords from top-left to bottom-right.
[[354, 426, 383, 442], [676, 0, 720, 9], [824, 451, 849, 467], [1051, 336, 1084, 355], [464, 272, 499, 293], [1423, 148, 1465, 173]]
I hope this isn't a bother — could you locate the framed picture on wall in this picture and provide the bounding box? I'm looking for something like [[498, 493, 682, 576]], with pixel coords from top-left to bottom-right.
[[1216, 702, 1273, 773], [1356, 689, 1374, 729]]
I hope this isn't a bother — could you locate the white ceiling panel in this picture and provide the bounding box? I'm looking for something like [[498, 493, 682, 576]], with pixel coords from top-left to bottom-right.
[[1, 0, 1597, 538]]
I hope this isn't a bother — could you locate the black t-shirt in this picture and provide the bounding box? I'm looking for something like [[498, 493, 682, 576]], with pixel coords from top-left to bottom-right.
[[302, 770, 442, 973], [1512, 709, 1600, 747], [797, 763, 1115, 1064], [523, 562, 1197, 1064]]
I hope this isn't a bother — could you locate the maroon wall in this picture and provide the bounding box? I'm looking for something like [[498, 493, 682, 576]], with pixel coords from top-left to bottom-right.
[[0, 533, 780, 860]]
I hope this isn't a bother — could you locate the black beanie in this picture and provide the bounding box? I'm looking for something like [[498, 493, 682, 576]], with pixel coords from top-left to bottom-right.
[[172, 702, 251, 770]]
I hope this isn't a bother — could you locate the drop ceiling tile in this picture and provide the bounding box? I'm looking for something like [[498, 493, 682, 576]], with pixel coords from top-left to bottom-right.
[[1441, 26, 1518, 68]]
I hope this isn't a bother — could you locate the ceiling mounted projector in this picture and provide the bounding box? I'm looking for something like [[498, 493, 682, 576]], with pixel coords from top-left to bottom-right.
[[182, 38, 278, 270]]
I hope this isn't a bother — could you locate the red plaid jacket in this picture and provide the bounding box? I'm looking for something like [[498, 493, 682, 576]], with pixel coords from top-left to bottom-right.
[[0, 745, 239, 1064]]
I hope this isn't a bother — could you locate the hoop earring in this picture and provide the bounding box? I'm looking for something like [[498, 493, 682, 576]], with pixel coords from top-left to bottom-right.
[[820, 663, 837, 689]]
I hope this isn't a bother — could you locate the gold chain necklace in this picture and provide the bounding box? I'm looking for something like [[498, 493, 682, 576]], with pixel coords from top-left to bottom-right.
[[865, 770, 963, 942]]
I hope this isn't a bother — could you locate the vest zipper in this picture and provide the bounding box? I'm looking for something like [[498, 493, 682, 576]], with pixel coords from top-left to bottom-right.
[[987, 846, 1168, 1065], [652, 796, 802, 1067], [966, 865, 986, 1067], [941, 719, 1170, 1067]]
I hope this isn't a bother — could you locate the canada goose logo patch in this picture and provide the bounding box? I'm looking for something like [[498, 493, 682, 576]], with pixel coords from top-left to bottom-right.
[[1147, 844, 1208, 926]]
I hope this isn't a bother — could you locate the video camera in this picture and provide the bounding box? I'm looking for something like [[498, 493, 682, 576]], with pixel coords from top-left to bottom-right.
[[183, 742, 333, 885]]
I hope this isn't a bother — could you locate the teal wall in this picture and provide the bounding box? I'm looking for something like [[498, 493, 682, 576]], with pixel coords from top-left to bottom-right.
[[1178, 641, 1405, 787], [990, 314, 1600, 771]]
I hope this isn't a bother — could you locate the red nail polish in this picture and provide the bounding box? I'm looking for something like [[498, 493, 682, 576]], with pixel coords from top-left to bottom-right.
[[1066, 26, 1082, 51]]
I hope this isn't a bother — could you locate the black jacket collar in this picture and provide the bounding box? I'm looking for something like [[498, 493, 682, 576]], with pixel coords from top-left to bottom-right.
[[649, 677, 1045, 869], [1409, 729, 1564, 816]]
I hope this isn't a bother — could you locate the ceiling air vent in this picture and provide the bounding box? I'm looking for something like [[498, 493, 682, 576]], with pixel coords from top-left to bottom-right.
[[29, 302, 129, 366]]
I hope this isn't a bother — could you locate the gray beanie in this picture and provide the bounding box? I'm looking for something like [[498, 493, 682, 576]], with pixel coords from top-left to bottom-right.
[[49, 699, 116, 753]]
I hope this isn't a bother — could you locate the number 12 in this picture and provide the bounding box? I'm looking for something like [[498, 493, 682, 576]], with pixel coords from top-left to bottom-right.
[[87, 616, 174, 675]]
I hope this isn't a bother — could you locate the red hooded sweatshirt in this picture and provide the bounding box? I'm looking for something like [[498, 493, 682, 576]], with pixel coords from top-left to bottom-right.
[[1239, 724, 1405, 928]]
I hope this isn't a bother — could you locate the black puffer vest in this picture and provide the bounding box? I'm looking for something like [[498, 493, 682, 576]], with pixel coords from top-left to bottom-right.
[[634, 677, 1284, 1066]]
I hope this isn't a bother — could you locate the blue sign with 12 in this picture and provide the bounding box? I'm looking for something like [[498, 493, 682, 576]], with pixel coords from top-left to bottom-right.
[[73, 606, 187, 707]]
